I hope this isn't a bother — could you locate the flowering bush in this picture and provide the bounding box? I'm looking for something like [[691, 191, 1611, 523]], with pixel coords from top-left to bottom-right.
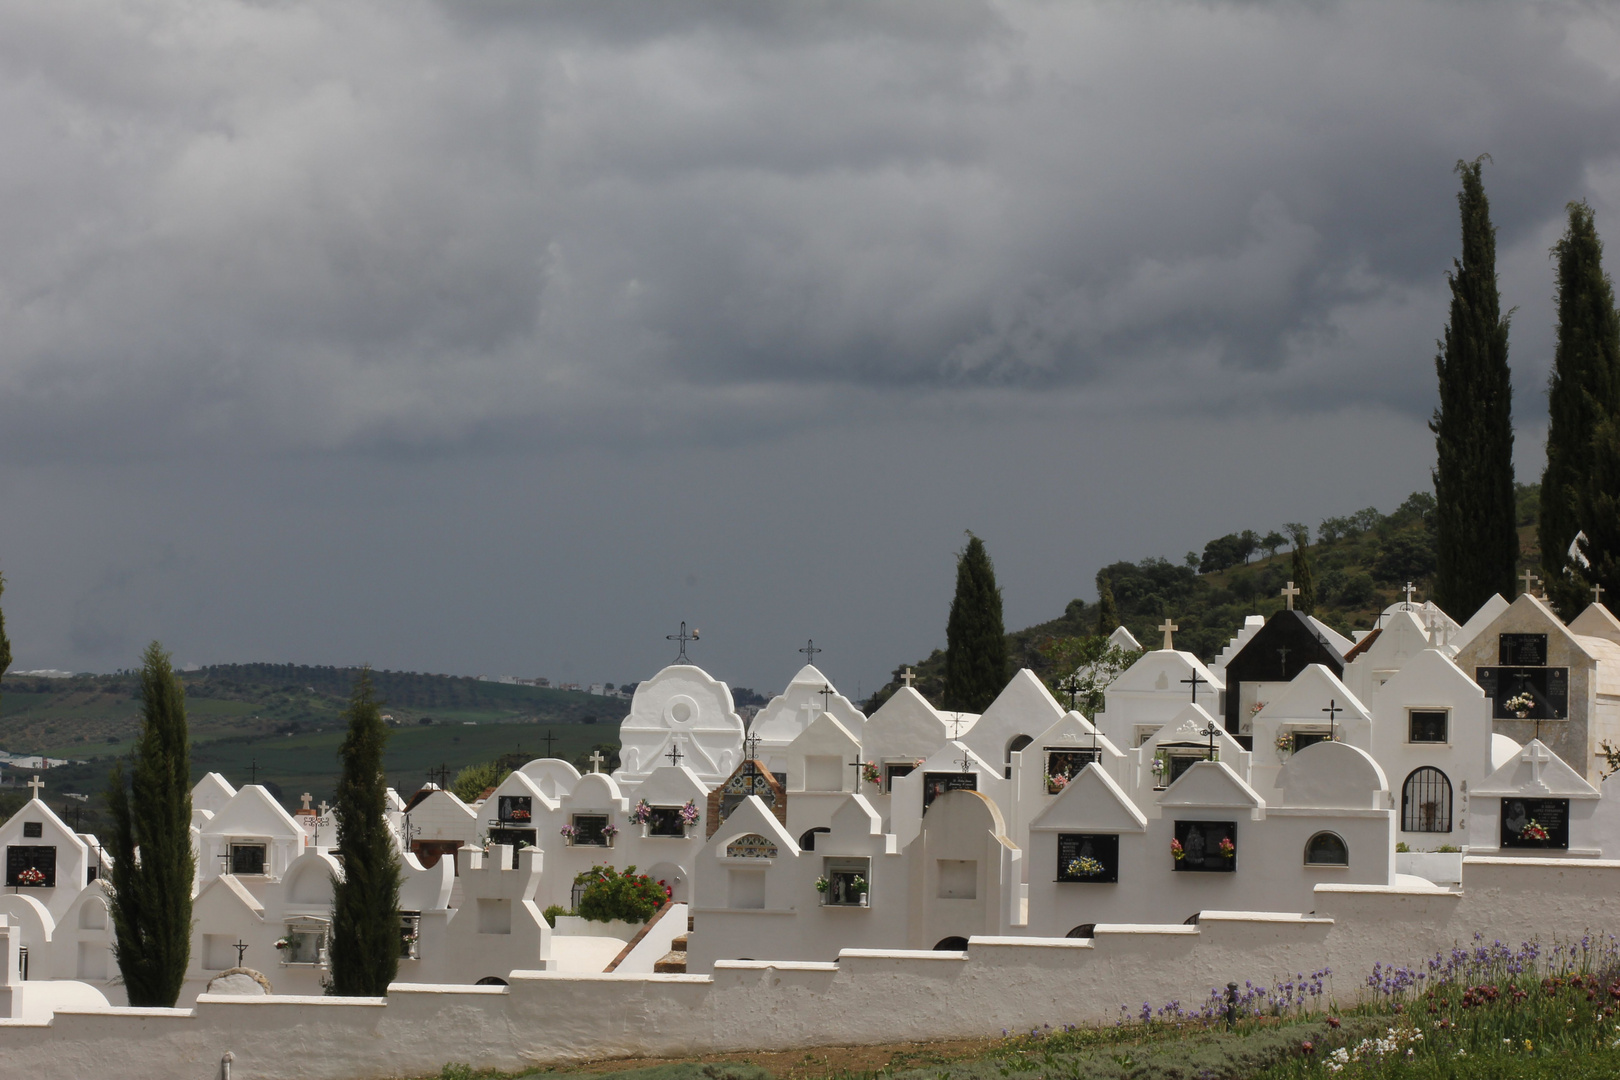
[[1520, 819, 1550, 842], [629, 800, 653, 825], [14, 867, 46, 887], [574, 864, 671, 923], [1067, 856, 1104, 878], [1171, 838, 1185, 861], [679, 800, 700, 827]]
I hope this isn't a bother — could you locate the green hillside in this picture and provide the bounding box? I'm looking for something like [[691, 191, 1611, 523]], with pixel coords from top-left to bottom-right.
[[868, 484, 1542, 710]]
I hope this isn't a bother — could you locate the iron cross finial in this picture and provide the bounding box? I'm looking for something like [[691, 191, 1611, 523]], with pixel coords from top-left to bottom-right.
[[1322, 698, 1344, 740], [1180, 669, 1206, 704], [799, 639, 822, 664], [818, 684, 836, 712], [666, 622, 700, 663]]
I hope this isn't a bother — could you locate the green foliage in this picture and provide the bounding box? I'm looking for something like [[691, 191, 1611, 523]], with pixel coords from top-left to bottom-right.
[[106, 641, 195, 1007], [329, 668, 401, 996], [1541, 201, 1620, 616], [1290, 527, 1318, 616], [1094, 580, 1120, 635], [450, 760, 512, 803], [541, 904, 570, 927], [1038, 636, 1144, 718], [944, 533, 1009, 712], [574, 864, 671, 924], [1432, 156, 1520, 619], [1200, 531, 1260, 574], [1576, 414, 1620, 613], [0, 571, 11, 709]]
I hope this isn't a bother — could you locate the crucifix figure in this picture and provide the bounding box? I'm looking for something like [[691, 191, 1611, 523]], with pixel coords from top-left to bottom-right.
[[1058, 674, 1083, 712], [1522, 741, 1552, 789], [1158, 618, 1179, 651], [1281, 581, 1300, 610], [588, 749, 606, 774], [300, 792, 313, 811], [1402, 582, 1417, 609], [1322, 699, 1344, 741], [26, 775, 43, 800], [799, 639, 822, 664], [1201, 721, 1220, 761], [1521, 568, 1540, 597], [1277, 646, 1291, 679], [665, 737, 685, 767], [541, 729, 558, 757], [1180, 670, 1206, 704], [818, 684, 836, 713], [667, 621, 700, 663], [900, 667, 917, 688], [233, 940, 249, 967]]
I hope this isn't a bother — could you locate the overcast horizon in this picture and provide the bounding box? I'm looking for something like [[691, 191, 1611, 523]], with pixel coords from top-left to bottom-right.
[[2, 2, 1619, 700]]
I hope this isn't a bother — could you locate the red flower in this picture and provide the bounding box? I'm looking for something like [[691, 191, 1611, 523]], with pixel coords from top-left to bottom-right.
[[1326, 1017, 1340, 1029], [1301, 1041, 1314, 1055]]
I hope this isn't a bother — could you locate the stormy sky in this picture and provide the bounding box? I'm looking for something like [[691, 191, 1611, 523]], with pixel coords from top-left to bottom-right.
[[2, 1, 1619, 699]]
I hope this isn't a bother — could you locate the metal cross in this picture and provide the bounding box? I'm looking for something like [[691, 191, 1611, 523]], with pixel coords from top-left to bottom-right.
[[233, 940, 249, 966], [26, 775, 43, 799], [1277, 646, 1291, 678], [541, 730, 558, 757], [958, 747, 974, 774], [300, 792, 313, 811], [1402, 582, 1417, 609], [900, 667, 917, 688], [1521, 569, 1539, 597], [1281, 581, 1300, 610], [665, 737, 685, 767], [667, 621, 700, 663], [818, 685, 836, 713], [249, 757, 258, 784], [799, 639, 822, 664], [588, 750, 606, 774], [1157, 619, 1178, 651], [1202, 721, 1221, 761], [743, 731, 762, 761], [849, 757, 865, 794], [1058, 674, 1083, 712], [1180, 670, 1206, 704], [1322, 699, 1344, 741]]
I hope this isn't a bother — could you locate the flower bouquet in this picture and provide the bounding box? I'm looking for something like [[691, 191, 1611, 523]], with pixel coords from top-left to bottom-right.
[[602, 823, 619, 841], [1219, 836, 1236, 859], [560, 824, 578, 843], [629, 800, 653, 826], [1171, 838, 1185, 861], [814, 876, 829, 893], [1519, 819, 1550, 843], [1275, 731, 1294, 755], [861, 762, 881, 785], [508, 808, 530, 821], [14, 867, 45, 887], [1045, 772, 1069, 794], [1504, 692, 1535, 719], [274, 937, 292, 951], [679, 800, 700, 827], [850, 875, 869, 895], [1067, 856, 1104, 878]]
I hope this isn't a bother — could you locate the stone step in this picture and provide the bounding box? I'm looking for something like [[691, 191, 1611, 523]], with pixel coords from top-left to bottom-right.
[[653, 950, 687, 974], [670, 934, 688, 950]]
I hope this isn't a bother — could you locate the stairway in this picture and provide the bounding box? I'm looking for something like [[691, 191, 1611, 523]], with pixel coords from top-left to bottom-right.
[[653, 916, 693, 973]]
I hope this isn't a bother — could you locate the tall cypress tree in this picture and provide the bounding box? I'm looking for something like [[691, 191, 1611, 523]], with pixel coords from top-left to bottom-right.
[[1431, 157, 1519, 621], [1288, 526, 1317, 616], [329, 668, 400, 996], [1094, 579, 1120, 635], [106, 642, 194, 1007], [944, 533, 1008, 713], [1540, 201, 1620, 614], [0, 572, 11, 709], [1574, 415, 1620, 608]]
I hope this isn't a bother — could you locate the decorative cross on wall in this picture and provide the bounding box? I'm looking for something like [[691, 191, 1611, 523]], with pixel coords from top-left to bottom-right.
[[900, 667, 917, 688], [958, 746, 975, 774], [743, 731, 762, 761], [665, 737, 685, 767], [818, 685, 836, 713], [1522, 741, 1553, 788], [1058, 674, 1083, 712], [849, 757, 864, 793], [1403, 582, 1417, 608], [588, 750, 606, 774], [26, 775, 43, 799], [1158, 618, 1179, 651], [1201, 721, 1220, 761], [1281, 581, 1300, 610], [1322, 699, 1344, 741], [799, 639, 822, 664], [1180, 670, 1206, 704], [666, 622, 700, 663]]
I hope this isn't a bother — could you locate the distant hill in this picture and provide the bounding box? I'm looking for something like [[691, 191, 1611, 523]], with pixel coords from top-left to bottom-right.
[[867, 483, 1542, 710]]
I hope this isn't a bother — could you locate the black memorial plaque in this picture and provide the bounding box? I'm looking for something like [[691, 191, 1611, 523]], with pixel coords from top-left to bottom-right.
[[572, 814, 610, 846], [1477, 668, 1569, 720], [498, 795, 533, 824], [1499, 634, 1549, 667], [1046, 748, 1101, 783], [922, 771, 978, 810], [1499, 798, 1570, 850], [5, 844, 56, 887], [488, 827, 537, 867], [1056, 833, 1119, 883], [1172, 820, 1236, 873]]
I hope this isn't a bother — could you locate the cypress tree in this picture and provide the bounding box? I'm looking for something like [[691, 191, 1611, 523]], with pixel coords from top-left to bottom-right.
[[329, 668, 400, 996], [1094, 580, 1120, 635], [106, 642, 194, 1007], [1574, 415, 1620, 608], [1540, 201, 1620, 613], [0, 572, 11, 708], [1431, 157, 1519, 621], [943, 533, 1008, 713], [1288, 526, 1317, 616]]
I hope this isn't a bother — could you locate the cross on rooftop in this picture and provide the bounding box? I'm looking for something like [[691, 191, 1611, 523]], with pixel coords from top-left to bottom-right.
[[248, 758, 258, 784], [799, 639, 822, 664], [1180, 669, 1207, 704], [300, 792, 313, 811], [588, 750, 606, 773], [1201, 721, 1221, 761], [26, 775, 43, 799], [541, 729, 558, 757], [1521, 569, 1540, 597], [1596, 583, 1606, 604], [849, 756, 865, 794], [1281, 581, 1300, 610], [1157, 618, 1179, 651], [1522, 741, 1553, 788], [1322, 699, 1344, 740], [1402, 582, 1417, 609], [666, 621, 700, 663], [958, 746, 974, 774], [318, 800, 330, 817], [900, 667, 917, 688], [665, 737, 685, 767], [818, 684, 836, 712], [1058, 674, 1083, 712], [743, 731, 762, 761]]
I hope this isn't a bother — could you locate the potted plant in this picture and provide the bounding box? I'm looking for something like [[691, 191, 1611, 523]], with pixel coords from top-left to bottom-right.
[[1151, 754, 1167, 789], [273, 936, 292, 952], [814, 875, 829, 894], [851, 875, 869, 906]]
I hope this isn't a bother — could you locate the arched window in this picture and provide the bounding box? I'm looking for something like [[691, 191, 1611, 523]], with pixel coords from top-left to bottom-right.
[[933, 936, 970, 952], [1065, 924, 1096, 939], [1401, 767, 1452, 833], [798, 827, 830, 852], [1304, 831, 1349, 866], [1005, 735, 1034, 778]]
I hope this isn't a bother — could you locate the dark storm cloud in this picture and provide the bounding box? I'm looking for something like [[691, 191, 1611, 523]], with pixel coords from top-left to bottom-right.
[[2, 1, 1619, 682]]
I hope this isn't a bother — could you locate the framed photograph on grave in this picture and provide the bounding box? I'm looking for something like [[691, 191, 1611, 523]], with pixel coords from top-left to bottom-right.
[[922, 771, 977, 810], [1499, 798, 1570, 850], [497, 795, 533, 824], [1056, 833, 1119, 883], [229, 842, 268, 876], [1172, 820, 1236, 873], [1045, 748, 1101, 792], [5, 845, 55, 887]]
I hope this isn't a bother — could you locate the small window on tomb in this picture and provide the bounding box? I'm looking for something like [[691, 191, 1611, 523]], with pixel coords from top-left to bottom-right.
[[725, 833, 778, 859], [279, 918, 329, 965], [1291, 731, 1331, 751], [571, 814, 611, 847], [399, 912, 421, 959], [1004, 735, 1034, 779], [1409, 710, 1448, 744], [936, 859, 977, 899], [22, 821, 42, 839], [884, 762, 915, 792], [804, 754, 844, 791], [1304, 832, 1349, 866], [229, 842, 268, 876], [922, 771, 977, 810], [1056, 833, 1119, 883], [1171, 821, 1236, 873], [6, 845, 56, 888], [822, 856, 870, 907], [1500, 798, 1570, 850], [647, 806, 686, 837]]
